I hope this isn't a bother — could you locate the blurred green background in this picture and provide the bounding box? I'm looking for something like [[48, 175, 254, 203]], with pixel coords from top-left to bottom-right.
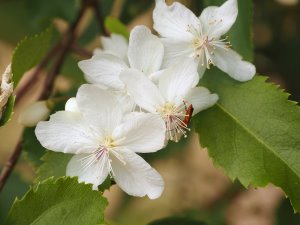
[[0, 0, 300, 224]]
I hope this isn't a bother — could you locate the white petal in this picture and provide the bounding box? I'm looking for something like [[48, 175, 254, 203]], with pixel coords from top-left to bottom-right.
[[78, 53, 128, 90], [101, 34, 129, 64], [67, 154, 110, 190], [65, 97, 80, 113], [112, 91, 136, 114], [148, 69, 166, 84], [153, 0, 198, 41], [110, 148, 164, 199], [35, 111, 98, 154], [199, 0, 238, 38], [185, 87, 219, 115], [158, 58, 199, 106], [76, 84, 123, 135], [93, 48, 103, 56], [112, 113, 166, 153], [212, 47, 256, 82], [120, 69, 165, 113], [128, 25, 164, 76], [161, 38, 195, 69], [18, 101, 50, 127]]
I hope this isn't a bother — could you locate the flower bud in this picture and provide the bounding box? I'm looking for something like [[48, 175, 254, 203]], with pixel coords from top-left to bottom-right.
[[18, 101, 51, 127]]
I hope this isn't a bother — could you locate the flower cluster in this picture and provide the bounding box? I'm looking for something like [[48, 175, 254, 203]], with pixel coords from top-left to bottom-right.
[[35, 0, 255, 199]]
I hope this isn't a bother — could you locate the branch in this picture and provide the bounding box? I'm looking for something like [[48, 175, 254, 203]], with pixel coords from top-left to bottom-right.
[[0, 1, 87, 192], [14, 42, 61, 106], [71, 44, 93, 58], [88, 0, 109, 36]]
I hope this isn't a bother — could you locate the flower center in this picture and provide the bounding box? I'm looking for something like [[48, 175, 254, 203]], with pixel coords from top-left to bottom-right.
[[193, 36, 231, 69], [157, 102, 190, 142], [79, 136, 116, 169], [187, 23, 231, 69]]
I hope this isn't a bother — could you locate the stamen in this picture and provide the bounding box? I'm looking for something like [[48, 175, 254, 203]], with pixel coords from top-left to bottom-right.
[[158, 103, 191, 142]]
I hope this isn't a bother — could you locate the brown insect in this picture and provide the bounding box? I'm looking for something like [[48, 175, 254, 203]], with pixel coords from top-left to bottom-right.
[[183, 102, 194, 126]]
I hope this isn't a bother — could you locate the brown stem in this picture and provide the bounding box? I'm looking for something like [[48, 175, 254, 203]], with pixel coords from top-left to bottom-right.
[[14, 42, 62, 106], [0, 140, 22, 191], [71, 44, 93, 58], [88, 0, 109, 36], [0, 1, 87, 192]]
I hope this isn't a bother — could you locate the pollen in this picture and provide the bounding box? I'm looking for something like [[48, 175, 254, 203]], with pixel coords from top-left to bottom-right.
[[157, 102, 190, 142]]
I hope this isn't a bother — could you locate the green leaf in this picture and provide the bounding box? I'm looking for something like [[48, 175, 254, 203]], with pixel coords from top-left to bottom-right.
[[0, 95, 15, 126], [36, 151, 73, 182], [12, 27, 53, 87], [4, 177, 107, 225], [0, 0, 79, 44], [203, 0, 253, 61], [195, 71, 300, 212], [148, 217, 207, 225], [22, 128, 47, 167], [0, 172, 29, 220], [105, 17, 130, 39]]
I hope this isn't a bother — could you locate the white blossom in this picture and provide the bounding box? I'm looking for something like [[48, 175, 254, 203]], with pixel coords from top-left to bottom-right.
[[94, 34, 129, 64], [35, 84, 166, 199], [78, 25, 164, 92], [153, 0, 256, 81], [120, 59, 218, 142], [18, 101, 51, 127]]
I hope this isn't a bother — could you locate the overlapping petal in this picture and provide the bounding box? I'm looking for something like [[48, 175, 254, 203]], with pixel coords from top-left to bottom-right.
[[212, 47, 256, 82], [110, 148, 164, 199], [199, 0, 238, 38], [185, 87, 219, 115], [158, 59, 199, 106], [78, 53, 128, 90], [35, 111, 98, 154], [161, 39, 194, 69], [128, 26, 164, 75], [120, 69, 165, 113], [76, 84, 123, 135], [66, 153, 110, 190], [65, 97, 80, 113], [112, 113, 166, 153], [101, 34, 129, 63], [153, 0, 198, 41]]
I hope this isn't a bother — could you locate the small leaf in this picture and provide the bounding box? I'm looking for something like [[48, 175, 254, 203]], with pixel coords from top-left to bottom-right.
[[4, 177, 107, 225], [148, 217, 207, 225], [0, 95, 15, 126], [195, 72, 300, 212], [12, 27, 53, 87], [105, 17, 130, 39], [36, 151, 73, 182]]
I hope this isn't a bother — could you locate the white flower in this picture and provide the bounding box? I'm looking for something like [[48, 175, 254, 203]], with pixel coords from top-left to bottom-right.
[[153, 0, 256, 82], [78, 25, 164, 92], [18, 101, 51, 127], [93, 34, 129, 65], [35, 84, 166, 199], [120, 59, 218, 142]]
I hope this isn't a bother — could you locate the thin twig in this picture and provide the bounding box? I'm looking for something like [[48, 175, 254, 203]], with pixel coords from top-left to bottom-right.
[[0, 140, 22, 191], [0, 1, 88, 192], [71, 44, 93, 58], [15, 42, 62, 106], [88, 0, 109, 36]]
